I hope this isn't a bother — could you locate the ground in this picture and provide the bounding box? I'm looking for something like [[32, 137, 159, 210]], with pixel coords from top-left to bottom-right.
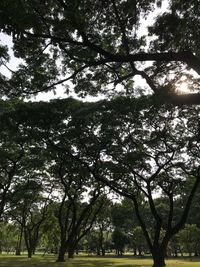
[[0, 255, 200, 267]]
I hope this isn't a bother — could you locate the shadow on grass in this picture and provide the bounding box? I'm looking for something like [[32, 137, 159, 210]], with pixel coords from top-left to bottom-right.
[[0, 256, 115, 267], [171, 257, 200, 262], [0, 256, 152, 267], [4, 255, 200, 267]]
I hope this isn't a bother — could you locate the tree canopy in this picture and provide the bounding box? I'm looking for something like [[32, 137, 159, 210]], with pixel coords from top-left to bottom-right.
[[0, 1, 200, 267], [0, 0, 199, 103], [1, 97, 200, 266]]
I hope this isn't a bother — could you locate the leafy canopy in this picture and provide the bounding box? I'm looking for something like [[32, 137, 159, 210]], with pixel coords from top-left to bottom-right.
[[0, 0, 199, 102]]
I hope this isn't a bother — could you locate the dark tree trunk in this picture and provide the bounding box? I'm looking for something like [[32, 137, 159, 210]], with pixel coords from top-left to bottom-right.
[[180, 248, 183, 257], [152, 254, 166, 267], [15, 230, 22, 256], [96, 247, 100, 255], [27, 249, 32, 258], [138, 247, 142, 256], [24, 230, 33, 258], [99, 229, 105, 256], [57, 244, 66, 262], [116, 249, 119, 256], [101, 247, 105, 256], [32, 250, 35, 255], [67, 241, 77, 259], [68, 248, 75, 259], [152, 248, 166, 267], [15, 248, 21, 256], [194, 248, 198, 257]]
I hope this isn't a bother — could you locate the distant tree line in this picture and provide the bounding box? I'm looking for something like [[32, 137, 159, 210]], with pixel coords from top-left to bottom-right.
[[1, 198, 200, 258]]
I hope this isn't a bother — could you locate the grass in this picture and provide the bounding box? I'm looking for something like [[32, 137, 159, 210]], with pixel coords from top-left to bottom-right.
[[0, 254, 200, 267]]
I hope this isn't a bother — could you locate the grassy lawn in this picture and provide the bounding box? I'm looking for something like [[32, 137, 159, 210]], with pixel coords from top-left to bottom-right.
[[0, 254, 200, 267]]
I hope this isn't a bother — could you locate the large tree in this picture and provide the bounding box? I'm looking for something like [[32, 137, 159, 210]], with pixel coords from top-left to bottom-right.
[[9, 179, 52, 258], [56, 97, 200, 267], [0, 0, 199, 103], [0, 3, 199, 266], [49, 156, 105, 261], [0, 104, 26, 219], [0, 99, 106, 261], [1, 95, 200, 267]]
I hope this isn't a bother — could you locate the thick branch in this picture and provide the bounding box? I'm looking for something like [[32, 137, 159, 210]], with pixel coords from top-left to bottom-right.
[[68, 31, 200, 75], [171, 173, 200, 236], [168, 93, 200, 105]]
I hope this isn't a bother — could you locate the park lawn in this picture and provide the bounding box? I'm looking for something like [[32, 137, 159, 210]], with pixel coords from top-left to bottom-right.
[[0, 255, 200, 267]]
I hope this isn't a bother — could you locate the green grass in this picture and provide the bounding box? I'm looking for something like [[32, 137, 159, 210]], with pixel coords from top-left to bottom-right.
[[0, 254, 200, 267]]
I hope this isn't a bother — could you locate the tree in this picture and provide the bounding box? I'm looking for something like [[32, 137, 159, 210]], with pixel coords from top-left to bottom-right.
[[0, 101, 54, 257], [0, 143, 23, 219], [0, 106, 25, 219], [39, 202, 60, 255], [132, 226, 147, 256], [9, 179, 52, 258], [92, 197, 112, 256], [59, 98, 200, 267], [47, 151, 105, 261], [178, 224, 200, 257], [184, 179, 200, 228], [111, 199, 135, 232], [169, 234, 182, 258], [0, 222, 18, 254], [0, 0, 199, 103], [112, 227, 129, 256], [1, 96, 200, 267], [111, 199, 136, 254], [0, 2, 199, 266]]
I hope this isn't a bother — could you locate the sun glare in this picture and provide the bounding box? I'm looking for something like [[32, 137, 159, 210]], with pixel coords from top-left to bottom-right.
[[177, 82, 190, 94]]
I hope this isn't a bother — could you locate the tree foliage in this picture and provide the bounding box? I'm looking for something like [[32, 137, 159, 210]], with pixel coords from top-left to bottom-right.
[[0, 1, 200, 267], [0, 0, 199, 102]]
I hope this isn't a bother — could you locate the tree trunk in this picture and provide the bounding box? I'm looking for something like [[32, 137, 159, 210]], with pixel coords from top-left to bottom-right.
[[15, 248, 21, 256], [138, 247, 142, 256], [96, 247, 100, 255], [99, 230, 105, 256], [152, 250, 166, 267], [180, 248, 183, 257], [16, 228, 23, 256], [24, 231, 32, 258], [27, 248, 32, 258], [194, 248, 198, 257], [173, 247, 178, 258], [57, 244, 66, 262], [101, 247, 105, 256], [68, 248, 75, 259]]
